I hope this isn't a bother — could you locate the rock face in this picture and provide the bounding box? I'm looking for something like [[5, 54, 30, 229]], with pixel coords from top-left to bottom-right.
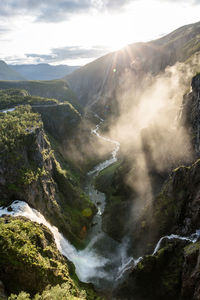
[[182, 242, 200, 299], [0, 216, 98, 298], [181, 73, 200, 154], [0, 281, 7, 300], [0, 216, 70, 295], [0, 124, 63, 225], [112, 74, 200, 299], [114, 239, 200, 300], [0, 107, 95, 246], [32, 103, 81, 143], [95, 160, 133, 242]]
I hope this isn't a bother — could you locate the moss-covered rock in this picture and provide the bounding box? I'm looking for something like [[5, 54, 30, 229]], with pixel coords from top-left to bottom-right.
[[0, 216, 74, 295], [0, 106, 96, 247], [95, 160, 133, 241], [0, 216, 100, 299], [32, 102, 81, 144], [182, 242, 200, 299], [114, 239, 189, 300]]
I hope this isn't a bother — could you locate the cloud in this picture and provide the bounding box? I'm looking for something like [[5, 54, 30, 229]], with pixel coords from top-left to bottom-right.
[[26, 45, 109, 63], [0, 0, 198, 23], [0, 26, 10, 34], [0, 0, 133, 23]]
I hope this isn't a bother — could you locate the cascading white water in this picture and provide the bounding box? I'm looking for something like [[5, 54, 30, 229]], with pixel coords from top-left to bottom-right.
[[1, 108, 15, 113], [0, 201, 108, 283], [0, 114, 133, 289], [152, 231, 200, 256], [2, 111, 199, 288]]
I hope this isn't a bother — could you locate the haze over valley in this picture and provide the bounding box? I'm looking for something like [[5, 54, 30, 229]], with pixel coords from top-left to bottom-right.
[[1, 1, 200, 300]]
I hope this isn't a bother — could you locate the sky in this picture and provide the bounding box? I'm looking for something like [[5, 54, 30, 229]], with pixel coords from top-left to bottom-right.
[[0, 0, 200, 66]]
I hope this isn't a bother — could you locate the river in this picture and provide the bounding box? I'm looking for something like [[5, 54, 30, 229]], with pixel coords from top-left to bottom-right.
[[0, 115, 133, 290], [0, 114, 200, 292]]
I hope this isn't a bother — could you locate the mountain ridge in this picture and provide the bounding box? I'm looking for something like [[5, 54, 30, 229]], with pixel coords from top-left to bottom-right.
[[10, 63, 80, 80], [0, 60, 25, 81], [66, 20, 200, 114]]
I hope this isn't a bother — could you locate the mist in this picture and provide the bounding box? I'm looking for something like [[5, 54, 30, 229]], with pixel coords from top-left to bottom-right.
[[99, 55, 200, 220]]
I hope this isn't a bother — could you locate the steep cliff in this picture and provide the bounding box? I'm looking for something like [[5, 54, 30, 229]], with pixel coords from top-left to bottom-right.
[[32, 102, 81, 144], [0, 106, 95, 247], [112, 74, 200, 299], [0, 216, 99, 299], [180, 73, 200, 153], [115, 238, 200, 300]]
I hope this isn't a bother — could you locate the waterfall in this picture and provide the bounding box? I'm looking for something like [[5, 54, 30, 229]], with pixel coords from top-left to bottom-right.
[[0, 115, 133, 289], [0, 201, 108, 283], [152, 232, 200, 256], [1, 113, 200, 289]]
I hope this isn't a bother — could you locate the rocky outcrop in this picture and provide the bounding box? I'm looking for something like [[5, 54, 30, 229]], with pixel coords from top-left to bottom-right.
[[182, 241, 200, 299], [0, 216, 70, 295], [0, 281, 7, 300], [114, 238, 200, 300], [0, 107, 95, 246], [0, 216, 98, 298], [32, 103, 81, 143], [180, 73, 200, 154], [112, 73, 200, 298]]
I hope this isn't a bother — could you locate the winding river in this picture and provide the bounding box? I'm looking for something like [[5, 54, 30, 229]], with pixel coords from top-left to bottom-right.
[[0, 113, 133, 290], [1, 111, 200, 292]]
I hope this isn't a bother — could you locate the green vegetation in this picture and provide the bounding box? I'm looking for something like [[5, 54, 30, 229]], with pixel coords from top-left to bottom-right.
[[0, 88, 59, 110], [95, 161, 122, 195], [0, 104, 96, 248], [128, 240, 185, 300], [0, 216, 70, 294], [0, 106, 47, 190], [0, 105, 42, 152], [9, 283, 102, 300], [184, 241, 200, 255], [52, 153, 96, 247], [95, 160, 133, 241], [0, 79, 82, 113], [0, 216, 100, 299], [32, 100, 81, 144]]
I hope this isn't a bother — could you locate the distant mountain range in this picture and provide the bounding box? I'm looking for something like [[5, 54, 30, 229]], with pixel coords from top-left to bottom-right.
[[9, 63, 80, 80], [0, 60, 25, 80], [0, 60, 80, 81]]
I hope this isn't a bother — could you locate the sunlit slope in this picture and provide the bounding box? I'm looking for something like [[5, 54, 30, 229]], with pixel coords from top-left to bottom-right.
[[0, 79, 82, 112], [66, 21, 200, 109]]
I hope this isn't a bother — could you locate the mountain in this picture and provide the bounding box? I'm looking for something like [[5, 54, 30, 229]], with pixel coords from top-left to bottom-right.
[[0, 60, 25, 80], [2, 21, 200, 300], [66, 21, 200, 113], [10, 63, 79, 80]]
